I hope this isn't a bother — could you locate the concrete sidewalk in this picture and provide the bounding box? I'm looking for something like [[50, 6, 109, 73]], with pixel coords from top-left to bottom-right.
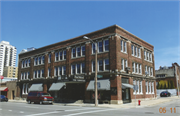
[[8, 96, 180, 109]]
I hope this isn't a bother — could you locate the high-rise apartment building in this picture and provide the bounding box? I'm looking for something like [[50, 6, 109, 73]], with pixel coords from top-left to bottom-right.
[[3, 66, 18, 78], [0, 41, 17, 75]]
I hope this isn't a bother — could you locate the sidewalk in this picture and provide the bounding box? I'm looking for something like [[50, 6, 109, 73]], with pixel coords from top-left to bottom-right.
[[8, 96, 180, 109]]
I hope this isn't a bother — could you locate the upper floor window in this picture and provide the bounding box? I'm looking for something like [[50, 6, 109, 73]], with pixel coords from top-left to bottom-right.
[[98, 41, 103, 52], [63, 66, 66, 75], [92, 39, 109, 54], [38, 57, 41, 65], [92, 43, 96, 54], [48, 54, 51, 63], [82, 63, 85, 73], [71, 63, 85, 74], [132, 62, 142, 74], [104, 59, 109, 71], [76, 47, 81, 57], [63, 50, 66, 60], [42, 56, 45, 64], [48, 68, 51, 77], [121, 59, 127, 71], [132, 45, 141, 58], [121, 40, 127, 53], [34, 57, 38, 65], [22, 60, 24, 68], [71, 64, 76, 74], [104, 39, 109, 51], [98, 60, 103, 71], [55, 52, 59, 61], [28, 59, 31, 67], [92, 59, 109, 72], [59, 51, 63, 60], [81, 46, 85, 56], [72, 48, 76, 58]]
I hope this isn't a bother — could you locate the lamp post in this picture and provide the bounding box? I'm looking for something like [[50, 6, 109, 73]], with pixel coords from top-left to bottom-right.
[[83, 36, 98, 106]]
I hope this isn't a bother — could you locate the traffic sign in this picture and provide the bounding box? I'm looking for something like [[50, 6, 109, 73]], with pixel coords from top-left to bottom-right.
[[0, 75, 4, 79], [97, 82, 101, 89]]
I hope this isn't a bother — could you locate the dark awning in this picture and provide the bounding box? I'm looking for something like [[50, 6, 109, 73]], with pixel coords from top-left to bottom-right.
[[29, 84, 43, 92], [87, 79, 110, 91], [49, 83, 65, 91], [122, 83, 133, 89], [0, 87, 8, 91]]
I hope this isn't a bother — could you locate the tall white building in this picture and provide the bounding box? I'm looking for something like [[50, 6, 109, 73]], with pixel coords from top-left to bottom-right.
[[0, 41, 17, 75]]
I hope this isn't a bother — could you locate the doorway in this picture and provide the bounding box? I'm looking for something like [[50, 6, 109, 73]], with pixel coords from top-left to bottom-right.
[[12, 90, 15, 100], [122, 88, 131, 103]]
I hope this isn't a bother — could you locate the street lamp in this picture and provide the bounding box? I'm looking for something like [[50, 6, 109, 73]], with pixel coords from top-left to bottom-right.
[[83, 36, 98, 106]]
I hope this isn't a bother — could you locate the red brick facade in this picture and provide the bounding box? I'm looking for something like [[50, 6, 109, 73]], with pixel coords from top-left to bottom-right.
[[17, 25, 156, 104]]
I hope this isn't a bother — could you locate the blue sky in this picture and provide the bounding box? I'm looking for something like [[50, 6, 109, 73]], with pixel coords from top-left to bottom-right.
[[0, 1, 179, 70]]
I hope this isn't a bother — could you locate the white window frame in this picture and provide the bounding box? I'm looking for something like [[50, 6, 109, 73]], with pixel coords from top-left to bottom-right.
[[55, 52, 59, 61], [71, 64, 76, 75], [152, 82, 154, 94], [148, 67, 150, 76], [92, 43, 96, 54], [92, 61, 95, 72], [38, 56, 41, 65], [62, 66, 66, 75], [22, 83, 25, 94], [149, 53, 152, 61], [26, 83, 29, 94], [139, 64, 142, 74], [136, 63, 139, 74], [42, 56, 44, 64], [138, 48, 141, 58], [98, 41, 103, 53], [76, 63, 80, 74], [144, 51, 146, 60], [72, 48, 76, 58], [131, 45, 134, 56], [121, 59, 124, 71], [104, 59, 109, 71], [140, 81, 142, 94], [149, 82, 151, 94], [121, 40, 123, 52], [132, 62, 135, 73], [98, 60, 103, 71], [63, 50, 66, 60], [104, 39, 109, 52], [76, 46, 81, 57], [48, 54, 51, 63], [81, 63, 85, 73], [81, 45, 85, 56], [21, 73, 23, 80], [133, 80, 136, 94], [137, 80, 139, 94], [146, 82, 148, 94], [124, 41, 127, 53], [147, 52, 149, 60], [151, 67, 153, 76]]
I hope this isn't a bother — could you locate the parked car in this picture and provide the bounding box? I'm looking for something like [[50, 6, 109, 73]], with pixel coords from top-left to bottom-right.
[[0, 95, 8, 102], [26, 91, 54, 104], [160, 91, 171, 97]]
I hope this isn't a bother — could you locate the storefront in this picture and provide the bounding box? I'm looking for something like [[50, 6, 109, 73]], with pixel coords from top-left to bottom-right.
[[0, 87, 8, 97]]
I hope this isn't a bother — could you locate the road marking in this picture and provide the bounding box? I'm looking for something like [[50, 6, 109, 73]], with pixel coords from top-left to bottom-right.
[[65, 107, 102, 112], [9, 110, 12, 111], [25, 106, 39, 108], [63, 109, 117, 116], [25, 111, 59, 116]]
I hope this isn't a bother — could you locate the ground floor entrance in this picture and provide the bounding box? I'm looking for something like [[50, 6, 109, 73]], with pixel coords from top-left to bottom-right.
[[122, 88, 131, 103]]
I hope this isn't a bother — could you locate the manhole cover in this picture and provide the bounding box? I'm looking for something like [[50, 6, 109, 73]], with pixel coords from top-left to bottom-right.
[[145, 112, 154, 114]]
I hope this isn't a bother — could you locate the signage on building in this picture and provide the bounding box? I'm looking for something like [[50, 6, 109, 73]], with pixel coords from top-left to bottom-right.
[[74, 75, 84, 79], [97, 75, 103, 78]]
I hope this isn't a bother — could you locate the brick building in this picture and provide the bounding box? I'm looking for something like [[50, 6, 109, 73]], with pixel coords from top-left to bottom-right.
[[156, 63, 180, 89], [17, 25, 156, 104]]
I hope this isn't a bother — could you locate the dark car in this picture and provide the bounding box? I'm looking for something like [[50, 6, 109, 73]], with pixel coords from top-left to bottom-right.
[[0, 95, 8, 102], [27, 91, 54, 104], [160, 91, 171, 97]]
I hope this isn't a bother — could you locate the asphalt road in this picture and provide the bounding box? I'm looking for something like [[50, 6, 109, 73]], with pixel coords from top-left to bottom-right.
[[0, 98, 179, 116]]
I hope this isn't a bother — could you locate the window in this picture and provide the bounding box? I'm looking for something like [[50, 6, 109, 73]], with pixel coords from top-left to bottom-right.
[[104, 39, 109, 51], [22, 61, 24, 68], [92, 61, 95, 72], [42, 56, 45, 64], [72, 65, 75, 74], [81, 46, 85, 56], [121, 40, 123, 52], [138, 48, 141, 58], [24, 73, 26, 79], [76, 64, 80, 74], [149, 82, 151, 94], [38, 70, 40, 78], [72, 48, 76, 58], [92, 43, 96, 54], [26, 84, 29, 94], [145, 65, 148, 74], [34, 71, 37, 78], [152, 82, 154, 94], [146, 81, 148, 94], [139, 81, 142, 94], [34, 57, 38, 65], [63, 66, 66, 75], [25, 60, 28, 67], [59, 67, 62, 75], [136, 64, 138, 73], [139, 65, 142, 74], [121, 59, 124, 71], [151, 67, 153, 76], [104, 59, 109, 70], [137, 80, 139, 94], [124, 41, 127, 52], [132, 63, 135, 73], [48, 68, 51, 77], [63, 50, 66, 60], [27, 72, 30, 79], [149, 53, 152, 61], [28, 59, 31, 67], [38, 57, 41, 65], [48, 54, 51, 63], [81, 63, 85, 73], [98, 60, 103, 71], [54, 67, 58, 76], [131, 45, 134, 55], [148, 67, 150, 76], [144, 51, 146, 60], [133, 80, 136, 94], [98, 41, 103, 52], [134, 46, 137, 56], [22, 84, 26, 94], [76, 47, 81, 57], [41, 69, 44, 77], [147, 52, 149, 60], [55, 52, 58, 61]]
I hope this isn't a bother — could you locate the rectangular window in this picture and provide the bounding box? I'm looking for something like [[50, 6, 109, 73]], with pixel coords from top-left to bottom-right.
[[42, 56, 45, 64], [92, 43, 95, 54], [147, 52, 149, 60], [139, 64, 142, 74], [63, 50, 66, 60], [34, 71, 37, 78], [41, 69, 44, 77], [104, 59, 109, 70], [124, 41, 126, 53], [146, 82, 148, 94], [139, 81, 142, 94], [59, 67, 62, 75], [121, 59, 124, 71], [27, 72, 30, 79], [48, 68, 51, 77], [152, 82, 154, 93], [104, 40, 109, 51], [72, 48, 76, 58], [149, 53, 152, 61], [149, 82, 151, 93], [135, 46, 137, 56], [98, 60, 103, 71], [82, 63, 85, 73], [92, 61, 95, 72], [121, 40, 123, 52], [55, 52, 58, 61], [59, 51, 63, 60], [138, 48, 141, 58], [72, 65, 76, 74], [148, 67, 150, 76], [81, 46, 85, 56], [77, 47, 81, 57], [136, 63, 138, 73], [137, 81, 139, 94], [63, 66, 66, 75], [38, 70, 40, 78], [76, 64, 80, 74], [125, 60, 127, 68], [48, 54, 51, 63], [98, 41, 103, 52], [151, 67, 153, 76], [25, 60, 28, 67], [24, 72, 27, 79], [131, 45, 134, 55], [144, 51, 146, 60], [132, 62, 135, 73], [133, 80, 136, 94], [55, 67, 58, 76], [35, 57, 38, 65]]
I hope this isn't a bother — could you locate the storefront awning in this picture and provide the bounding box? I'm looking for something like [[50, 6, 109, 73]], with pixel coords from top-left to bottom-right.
[[0, 87, 8, 91], [49, 83, 65, 91], [122, 83, 133, 89], [29, 84, 43, 92], [87, 79, 110, 91]]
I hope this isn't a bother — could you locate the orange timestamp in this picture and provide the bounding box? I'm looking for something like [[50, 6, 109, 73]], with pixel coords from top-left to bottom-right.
[[159, 107, 176, 113]]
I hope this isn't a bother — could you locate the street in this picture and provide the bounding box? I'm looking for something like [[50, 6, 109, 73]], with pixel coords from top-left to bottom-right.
[[0, 97, 179, 116]]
